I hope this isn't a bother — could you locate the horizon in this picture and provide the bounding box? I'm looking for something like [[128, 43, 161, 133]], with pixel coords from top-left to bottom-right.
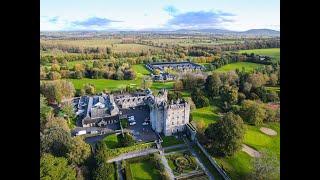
[[41, 0, 280, 31]]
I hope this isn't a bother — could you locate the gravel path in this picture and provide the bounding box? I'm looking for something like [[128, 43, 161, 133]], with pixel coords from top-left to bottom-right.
[[107, 148, 159, 163]]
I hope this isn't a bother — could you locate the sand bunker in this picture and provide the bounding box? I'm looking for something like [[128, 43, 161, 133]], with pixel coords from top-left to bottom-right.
[[242, 144, 261, 158], [260, 127, 277, 136]]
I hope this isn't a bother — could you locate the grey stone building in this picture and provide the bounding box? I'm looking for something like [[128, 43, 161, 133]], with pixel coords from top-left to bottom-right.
[[75, 89, 190, 136], [149, 90, 190, 136]]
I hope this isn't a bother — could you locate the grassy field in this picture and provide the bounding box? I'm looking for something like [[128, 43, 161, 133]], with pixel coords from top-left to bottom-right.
[[215, 62, 264, 73], [69, 78, 141, 92], [129, 160, 161, 180], [238, 48, 280, 62], [132, 64, 151, 78], [112, 43, 162, 53], [103, 134, 119, 149], [191, 105, 221, 127], [161, 136, 184, 147], [214, 122, 280, 179]]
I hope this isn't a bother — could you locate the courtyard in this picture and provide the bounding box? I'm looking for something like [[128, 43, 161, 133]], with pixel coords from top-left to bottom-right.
[[120, 105, 159, 142]]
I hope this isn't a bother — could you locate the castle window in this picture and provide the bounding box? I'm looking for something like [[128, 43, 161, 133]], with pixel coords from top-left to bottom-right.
[[172, 122, 174, 125]]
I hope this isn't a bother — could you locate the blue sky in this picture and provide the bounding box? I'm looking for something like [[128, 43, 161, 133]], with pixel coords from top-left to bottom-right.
[[40, 0, 280, 31]]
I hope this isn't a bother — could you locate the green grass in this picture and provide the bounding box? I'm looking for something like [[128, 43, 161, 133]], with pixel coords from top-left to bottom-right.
[[191, 105, 221, 127], [215, 62, 264, 73], [238, 48, 280, 62], [132, 64, 151, 76], [214, 122, 280, 179], [192, 145, 224, 180], [151, 81, 174, 90], [161, 136, 184, 147], [102, 134, 119, 149], [129, 160, 161, 180], [69, 78, 141, 92], [215, 151, 252, 180]]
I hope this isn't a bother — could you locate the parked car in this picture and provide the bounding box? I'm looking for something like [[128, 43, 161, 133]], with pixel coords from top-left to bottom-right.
[[142, 122, 149, 126], [76, 130, 86, 136], [129, 121, 136, 126]]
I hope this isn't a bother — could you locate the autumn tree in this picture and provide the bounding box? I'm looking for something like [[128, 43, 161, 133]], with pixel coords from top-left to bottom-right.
[[40, 94, 53, 131], [239, 100, 266, 125], [83, 83, 95, 95], [67, 136, 91, 166], [40, 80, 75, 104], [205, 72, 222, 97]]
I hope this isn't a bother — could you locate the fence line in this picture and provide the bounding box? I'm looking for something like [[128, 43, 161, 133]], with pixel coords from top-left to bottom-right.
[[195, 139, 231, 180]]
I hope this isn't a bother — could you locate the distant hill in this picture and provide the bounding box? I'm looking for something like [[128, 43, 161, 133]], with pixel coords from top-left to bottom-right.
[[173, 28, 280, 37]]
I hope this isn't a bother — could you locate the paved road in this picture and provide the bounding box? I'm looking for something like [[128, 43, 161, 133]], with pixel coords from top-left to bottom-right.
[[157, 142, 175, 180], [163, 143, 187, 151], [183, 138, 215, 180], [107, 148, 159, 163], [159, 150, 175, 180]]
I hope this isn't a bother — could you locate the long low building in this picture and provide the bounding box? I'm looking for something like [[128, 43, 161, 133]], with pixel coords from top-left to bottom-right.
[[146, 61, 205, 72]]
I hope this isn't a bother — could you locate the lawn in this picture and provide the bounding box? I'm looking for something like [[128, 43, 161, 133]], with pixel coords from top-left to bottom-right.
[[238, 48, 280, 62], [191, 105, 221, 127], [129, 160, 161, 180], [132, 64, 151, 76], [161, 136, 184, 147], [215, 62, 264, 73], [69, 78, 141, 92], [214, 122, 280, 179], [102, 134, 119, 149]]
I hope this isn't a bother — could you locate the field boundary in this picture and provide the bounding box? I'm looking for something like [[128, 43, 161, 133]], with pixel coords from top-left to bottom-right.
[[195, 139, 231, 180]]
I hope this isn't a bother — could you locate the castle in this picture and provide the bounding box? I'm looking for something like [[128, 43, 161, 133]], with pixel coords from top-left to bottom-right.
[[75, 89, 190, 136]]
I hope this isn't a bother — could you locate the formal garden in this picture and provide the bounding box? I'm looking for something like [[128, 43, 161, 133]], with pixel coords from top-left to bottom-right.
[[165, 151, 200, 176]]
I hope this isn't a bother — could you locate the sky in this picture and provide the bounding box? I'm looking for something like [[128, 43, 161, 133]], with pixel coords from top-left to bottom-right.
[[40, 0, 280, 31]]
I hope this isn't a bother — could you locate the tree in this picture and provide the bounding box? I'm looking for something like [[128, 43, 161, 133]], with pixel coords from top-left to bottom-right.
[[48, 71, 61, 80], [123, 69, 136, 80], [40, 154, 76, 180], [93, 142, 115, 180], [191, 88, 210, 108], [40, 94, 53, 131], [205, 72, 222, 97], [40, 126, 72, 157], [250, 151, 280, 180], [205, 112, 245, 156], [40, 80, 75, 104], [173, 80, 184, 91], [60, 102, 76, 127], [67, 136, 91, 165], [239, 100, 266, 125], [268, 73, 278, 86], [83, 83, 95, 95], [51, 63, 61, 72], [154, 69, 161, 75], [141, 76, 153, 89], [117, 132, 135, 147], [220, 85, 239, 111], [45, 117, 70, 132], [247, 73, 267, 88]]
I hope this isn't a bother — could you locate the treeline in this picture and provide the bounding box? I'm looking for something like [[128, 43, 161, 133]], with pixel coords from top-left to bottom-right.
[[41, 61, 136, 81]]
